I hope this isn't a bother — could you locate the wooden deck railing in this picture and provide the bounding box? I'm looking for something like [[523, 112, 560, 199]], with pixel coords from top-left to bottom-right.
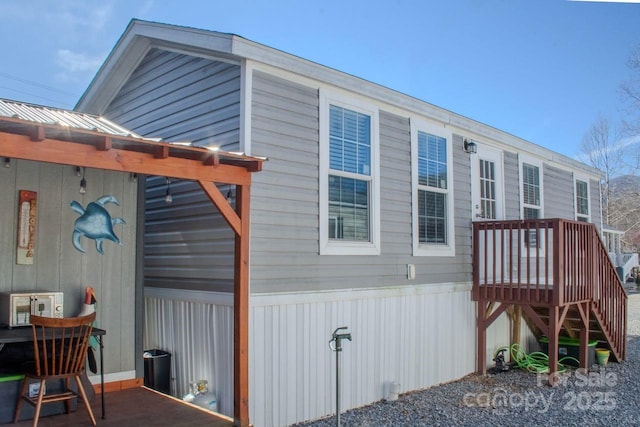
[[473, 218, 627, 359], [592, 228, 627, 359]]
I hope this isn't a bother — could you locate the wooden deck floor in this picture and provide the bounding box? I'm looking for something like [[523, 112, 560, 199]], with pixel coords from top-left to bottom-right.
[[12, 387, 234, 427]]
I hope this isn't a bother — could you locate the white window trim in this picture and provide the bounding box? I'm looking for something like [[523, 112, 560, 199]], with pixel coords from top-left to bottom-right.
[[518, 155, 545, 255], [410, 118, 455, 257], [573, 174, 591, 222], [319, 89, 380, 255], [518, 155, 544, 219]]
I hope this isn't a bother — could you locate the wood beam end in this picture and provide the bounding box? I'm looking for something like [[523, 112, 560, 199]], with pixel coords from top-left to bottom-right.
[[154, 145, 169, 159], [30, 126, 45, 142]]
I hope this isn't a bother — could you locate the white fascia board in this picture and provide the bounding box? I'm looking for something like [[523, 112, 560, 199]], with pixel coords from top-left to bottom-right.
[[78, 20, 602, 181], [447, 116, 602, 180], [76, 25, 151, 114], [77, 20, 237, 114], [237, 39, 600, 180]]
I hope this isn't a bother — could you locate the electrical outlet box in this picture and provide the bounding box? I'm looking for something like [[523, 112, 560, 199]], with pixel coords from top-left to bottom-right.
[[407, 264, 416, 280]]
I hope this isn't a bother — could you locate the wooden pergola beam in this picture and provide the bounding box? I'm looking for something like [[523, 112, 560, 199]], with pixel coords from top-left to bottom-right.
[[0, 132, 251, 185]]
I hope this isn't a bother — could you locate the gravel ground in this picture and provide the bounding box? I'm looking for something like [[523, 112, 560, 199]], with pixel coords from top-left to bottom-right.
[[294, 293, 640, 427]]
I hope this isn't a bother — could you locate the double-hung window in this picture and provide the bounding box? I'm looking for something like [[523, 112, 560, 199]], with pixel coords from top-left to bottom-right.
[[519, 157, 543, 249], [522, 162, 541, 220], [575, 178, 590, 222], [320, 91, 379, 255], [411, 120, 454, 256]]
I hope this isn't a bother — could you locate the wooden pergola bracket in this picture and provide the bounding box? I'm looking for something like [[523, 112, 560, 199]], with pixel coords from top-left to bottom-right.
[[199, 181, 241, 235]]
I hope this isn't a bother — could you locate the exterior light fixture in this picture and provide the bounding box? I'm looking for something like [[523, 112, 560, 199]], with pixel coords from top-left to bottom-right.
[[79, 167, 87, 194], [130, 173, 138, 183], [226, 189, 233, 203], [75, 166, 82, 177], [4, 158, 10, 168], [165, 178, 173, 203], [463, 139, 477, 154]]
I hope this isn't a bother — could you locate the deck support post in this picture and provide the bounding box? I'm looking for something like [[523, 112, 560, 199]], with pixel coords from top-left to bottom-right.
[[477, 299, 487, 374], [577, 301, 591, 371], [506, 305, 522, 355], [548, 306, 560, 386], [476, 301, 509, 374]]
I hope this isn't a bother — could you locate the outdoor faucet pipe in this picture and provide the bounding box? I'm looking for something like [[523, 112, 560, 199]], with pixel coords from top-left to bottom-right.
[[329, 326, 351, 427]]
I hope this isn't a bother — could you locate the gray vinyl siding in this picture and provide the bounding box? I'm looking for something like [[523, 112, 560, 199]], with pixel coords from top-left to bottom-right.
[[0, 159, 136, 375], [249, 71, 473, 293], [452, 133, 473, 278], [503, 150, 520, 219], [379, 111, 412, 255], [143, 177, 235, 292], [105, 48, 242, 150], [249, 71, 322, 292], [102, 49, 242, 292], [543, 164, 574, 218]]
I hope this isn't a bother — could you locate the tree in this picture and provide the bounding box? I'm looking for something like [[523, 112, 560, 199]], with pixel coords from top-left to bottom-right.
[[620, 45, 640, 136], [578, 115, 623, 225], [608, 175, 640, 251]]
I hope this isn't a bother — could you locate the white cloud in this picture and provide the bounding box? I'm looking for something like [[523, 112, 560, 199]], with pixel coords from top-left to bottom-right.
[[55, 2, 113, 32], [55, 49, 104, 77]]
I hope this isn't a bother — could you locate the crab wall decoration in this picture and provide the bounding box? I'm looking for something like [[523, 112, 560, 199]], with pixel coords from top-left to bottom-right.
[[69, 195, 126, 254]]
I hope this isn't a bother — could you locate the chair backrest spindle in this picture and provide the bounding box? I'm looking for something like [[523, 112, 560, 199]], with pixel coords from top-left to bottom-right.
[[29, 313, 96, 377]]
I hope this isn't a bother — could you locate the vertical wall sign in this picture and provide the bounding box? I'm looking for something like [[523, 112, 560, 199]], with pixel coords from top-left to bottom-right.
[[17, 190, 37, 265]]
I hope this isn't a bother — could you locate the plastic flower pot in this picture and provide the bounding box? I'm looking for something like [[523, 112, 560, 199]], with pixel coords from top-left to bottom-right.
[[595, 348, 610, 365]]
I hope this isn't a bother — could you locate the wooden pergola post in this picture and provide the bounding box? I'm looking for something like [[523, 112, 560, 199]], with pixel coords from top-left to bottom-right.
[[199, 180, 253, 426], [234, 184, 251, 426]]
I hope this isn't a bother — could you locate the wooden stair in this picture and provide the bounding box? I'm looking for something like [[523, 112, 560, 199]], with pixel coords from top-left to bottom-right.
[[473, 218, 628, 379], [525, 303, 624, 363]]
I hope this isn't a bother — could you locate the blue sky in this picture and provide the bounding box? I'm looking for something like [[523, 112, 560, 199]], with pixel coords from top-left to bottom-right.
[[0, 0, 639, 159]]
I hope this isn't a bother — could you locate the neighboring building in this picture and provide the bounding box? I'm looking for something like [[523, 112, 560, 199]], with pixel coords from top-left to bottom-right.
[[76, 20, 608, 426]]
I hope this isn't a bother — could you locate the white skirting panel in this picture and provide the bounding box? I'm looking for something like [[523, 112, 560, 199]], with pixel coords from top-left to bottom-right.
[[144, 288, 234, 416], [144, 284, 529, 427], [249, 282, 512, 427]]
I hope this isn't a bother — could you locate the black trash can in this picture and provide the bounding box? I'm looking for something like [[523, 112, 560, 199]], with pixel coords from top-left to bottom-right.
[[143, 349, 171, 394]]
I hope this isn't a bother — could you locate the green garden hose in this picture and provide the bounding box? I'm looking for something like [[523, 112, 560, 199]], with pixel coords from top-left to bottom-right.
[[493, 343, 580, 374]]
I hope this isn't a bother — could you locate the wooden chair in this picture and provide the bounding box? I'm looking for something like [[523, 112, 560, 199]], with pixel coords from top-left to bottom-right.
[[14, 312, 97, 426]]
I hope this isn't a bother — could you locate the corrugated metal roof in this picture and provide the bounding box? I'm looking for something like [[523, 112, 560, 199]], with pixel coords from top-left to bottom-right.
[[0, 97, 152, 140], [0, 97, 266, 172]]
